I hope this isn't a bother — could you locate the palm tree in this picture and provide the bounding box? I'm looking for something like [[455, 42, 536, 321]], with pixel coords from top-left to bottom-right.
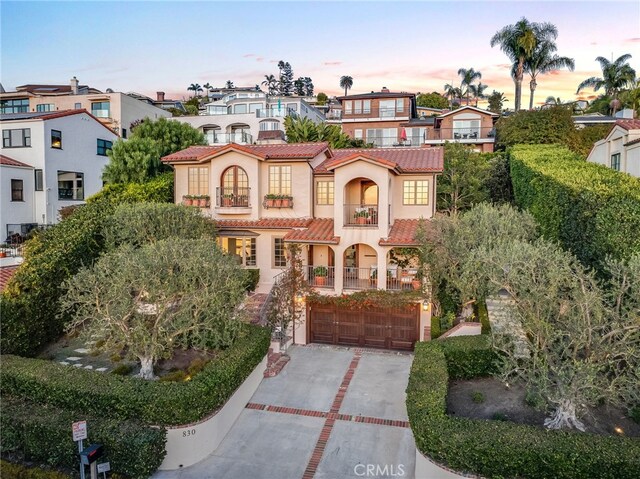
[[187, 83, 202, 98], [444, 83, 462, 108], [339, 76, 354, 97], [457, 68, 482, 105], [262, 75, 278, 95], [576, 54, 636, 115], [491, 17, 558, 111], [545, 96, 563, 106], [523, 41, 575, 110], [469, 82, 489, 107]]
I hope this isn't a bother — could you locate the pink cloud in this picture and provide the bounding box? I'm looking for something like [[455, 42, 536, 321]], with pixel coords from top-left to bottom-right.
[[323, 61, 342, 66], [243, 54, 256, 58], [625, 37, 640, 42], [590, 42, 598, 46]]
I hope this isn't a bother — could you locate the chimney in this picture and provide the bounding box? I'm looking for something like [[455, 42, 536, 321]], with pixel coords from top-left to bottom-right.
[[70, 76, 79, 95], [381, 86, 390, 93], [156, 91, 165, 102]]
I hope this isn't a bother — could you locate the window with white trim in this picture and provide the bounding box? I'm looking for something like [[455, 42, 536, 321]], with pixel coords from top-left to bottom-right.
[[316, 181, 334, 205], [611, 153, 621, 171], [403, 180, 429, 205], [273, 237, 287, 268], [2, 128, 31, 148]]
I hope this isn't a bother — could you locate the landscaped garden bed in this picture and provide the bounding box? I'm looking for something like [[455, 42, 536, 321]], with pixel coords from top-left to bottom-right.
[[406, 336, 640, 479], [448, 377, 640, 438]]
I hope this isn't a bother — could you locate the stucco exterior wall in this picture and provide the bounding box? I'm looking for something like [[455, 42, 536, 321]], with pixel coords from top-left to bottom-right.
[[390, 174, 435, 220], [627, 144, 640, 177], [0, 113, 116, 225], [0, 164, 35, 238]]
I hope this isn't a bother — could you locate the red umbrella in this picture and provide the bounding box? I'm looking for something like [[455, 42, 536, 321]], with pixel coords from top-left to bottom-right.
[[400, 128, 407, 141]]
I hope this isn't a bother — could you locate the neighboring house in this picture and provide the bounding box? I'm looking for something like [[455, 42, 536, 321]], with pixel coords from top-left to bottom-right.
[[587, 119, 640, 177], [339, 88, 418, 147], [127, 91, 186, 113], [0, 77, 171, 138], [0, 110, 118, 239], [175, 87, 325, 145], [420, 106, 499, 153], [416, 106, 444, 117], [162, 142, 444, 350], [572, 113, 617, 129]]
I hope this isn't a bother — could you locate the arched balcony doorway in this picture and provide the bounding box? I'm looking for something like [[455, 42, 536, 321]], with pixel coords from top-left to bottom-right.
[[343, 178, 379, 226]]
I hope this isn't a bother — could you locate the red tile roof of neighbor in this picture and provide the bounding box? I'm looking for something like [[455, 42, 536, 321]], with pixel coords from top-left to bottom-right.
[[215, 218, 312, 229], [315, 147, 444, 174], [0, 154, 32, 168], [379, 219, 423, 246], [162, 142, 330, 163], [0, 266, 19, 292], [616, 119, 640, 131], [624, 137, 640, 146], [283, 219, 339, 244]]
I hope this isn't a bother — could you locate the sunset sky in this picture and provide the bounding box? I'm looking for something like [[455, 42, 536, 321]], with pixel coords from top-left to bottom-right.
[[2, 1, 639, 108]]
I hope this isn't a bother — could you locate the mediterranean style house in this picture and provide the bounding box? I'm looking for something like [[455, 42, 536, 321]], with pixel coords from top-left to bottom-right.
[[0, 77, 171, 137], [339, 88, 498, 152], [0, 110, 118, 240], [587, 119, 640, 177], [162, 142, 444, 350], [174, 87, 325, 146]]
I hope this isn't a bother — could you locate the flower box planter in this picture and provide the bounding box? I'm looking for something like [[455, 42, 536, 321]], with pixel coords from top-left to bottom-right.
[[315, 276, 327, 286], [356, 216, 367, 225], [182, 196, 194, 206], [222, 197, 233, 207]]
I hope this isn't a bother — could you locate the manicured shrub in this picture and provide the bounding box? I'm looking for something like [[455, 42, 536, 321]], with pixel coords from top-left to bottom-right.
[[510, 144, 640, 272], [243, 268, 260, 292], [407, 338, 640, 479], [103, 202, 215, 250], [0, 460, 70, 479], [430, 316, 441, 339], [0, 397, 165, 479], [87, 172, 173, 205], [1, 325, 270, 426]]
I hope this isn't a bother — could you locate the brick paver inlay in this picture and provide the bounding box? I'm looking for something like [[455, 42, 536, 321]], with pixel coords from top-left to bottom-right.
[[246, 349, 410, 479]]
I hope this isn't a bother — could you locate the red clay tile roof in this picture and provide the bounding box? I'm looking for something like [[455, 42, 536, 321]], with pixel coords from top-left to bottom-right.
[[616, 119, 640, 131], [214, 218, 312, 230], [315, 147, 443, 174], [283, 219, 339, 244], [379, 219, 423, 246], [0, 154, 32, 168], [624, 137, 640, 146], [0, 266, 19, 292], [257, 130, 285, 141], [162, 142, 330, 163]]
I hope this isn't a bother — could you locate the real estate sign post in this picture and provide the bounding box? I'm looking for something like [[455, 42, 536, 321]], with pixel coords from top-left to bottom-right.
[[72, 420, 87, 479]]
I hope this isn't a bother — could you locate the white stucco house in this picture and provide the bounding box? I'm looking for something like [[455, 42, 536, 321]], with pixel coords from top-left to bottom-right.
[[587, 119, 640, 177], [0, 109, 118, 240], [174, 88, 325, 145]]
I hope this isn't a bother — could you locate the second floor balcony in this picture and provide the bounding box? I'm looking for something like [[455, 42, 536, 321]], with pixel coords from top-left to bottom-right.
[[205, 132, 253, 145], [426, 127, 495, 142], [215, 187, 250, 208], [344, 204, 378, 226]]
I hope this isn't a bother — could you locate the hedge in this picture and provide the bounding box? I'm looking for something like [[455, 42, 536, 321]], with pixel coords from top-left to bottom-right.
[[0, 460, 71, 479], [1, 397, 165, 479], [510, 144, 640, 272], [1, 324, 270, 426], [407, 336, 640, 479]]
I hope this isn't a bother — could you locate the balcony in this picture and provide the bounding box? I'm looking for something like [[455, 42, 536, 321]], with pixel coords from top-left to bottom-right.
[[255, 108, 297, 118], [206, 132, 253, 145], [215, 187, 250, 208], [344, 204, 378, 226], [365, 136, 419, 148], [342, 107, 409, 120], [343, 267, 378, 290], [426, 127, 495, 142], [385, 268, 421, 291], [305, 265, 335, 289]]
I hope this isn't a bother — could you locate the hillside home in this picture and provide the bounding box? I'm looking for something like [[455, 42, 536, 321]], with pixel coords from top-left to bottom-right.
[[419, 106, 499, 153], [0, 77, 171, 137], [175, 88, 325, 145], [587, 119, 640, 177], [0, 110, 118, 240], [162, 142, 444, 350]]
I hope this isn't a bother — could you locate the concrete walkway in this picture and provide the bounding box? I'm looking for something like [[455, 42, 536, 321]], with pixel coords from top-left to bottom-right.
[[153, 345, 465, 479]]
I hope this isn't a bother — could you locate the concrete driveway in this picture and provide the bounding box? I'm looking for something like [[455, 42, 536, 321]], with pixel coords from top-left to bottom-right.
[[153, 345, 460, 479]]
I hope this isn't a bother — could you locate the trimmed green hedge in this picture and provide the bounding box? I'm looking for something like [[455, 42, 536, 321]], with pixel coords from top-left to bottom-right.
[[0, 460, 71, 479], [510, 144, 640, 271], [1, 397, 165, 479], [407, 336, 640, 479], [1, 325, 270, 426]]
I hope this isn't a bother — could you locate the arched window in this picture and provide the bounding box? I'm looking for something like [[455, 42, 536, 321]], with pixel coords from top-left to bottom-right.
[[220, 166, 249, 207]]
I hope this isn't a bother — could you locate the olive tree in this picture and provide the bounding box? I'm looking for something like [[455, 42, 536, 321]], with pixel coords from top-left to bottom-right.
[[460, 240, 640, 430], [62, 239, 248, 379]]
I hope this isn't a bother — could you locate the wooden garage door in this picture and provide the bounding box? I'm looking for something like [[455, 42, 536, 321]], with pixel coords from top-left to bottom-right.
[[307, 303, 419, 351]]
